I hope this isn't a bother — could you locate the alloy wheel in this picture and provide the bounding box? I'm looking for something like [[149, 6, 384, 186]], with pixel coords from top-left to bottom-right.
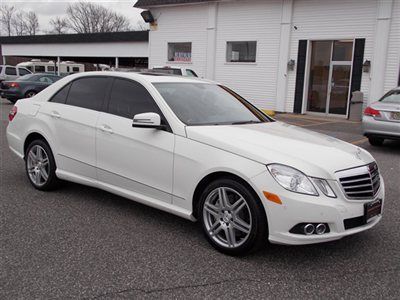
[[26, 91, 36, 98], [27, 145, 50, 187], [202, 187, 252, 248]]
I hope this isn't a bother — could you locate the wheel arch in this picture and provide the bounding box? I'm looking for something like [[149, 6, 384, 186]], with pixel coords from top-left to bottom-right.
[[192, 171, 267, 221], [24, 132, 52, 158]]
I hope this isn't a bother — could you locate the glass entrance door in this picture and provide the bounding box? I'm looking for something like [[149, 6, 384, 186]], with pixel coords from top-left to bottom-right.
[[328, 64, 352, 115], [306, 40, 353, 116]]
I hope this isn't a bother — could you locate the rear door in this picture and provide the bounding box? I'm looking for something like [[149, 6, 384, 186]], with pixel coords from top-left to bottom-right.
[[40, 76, 112, 180], [96, 78, 174, 203]]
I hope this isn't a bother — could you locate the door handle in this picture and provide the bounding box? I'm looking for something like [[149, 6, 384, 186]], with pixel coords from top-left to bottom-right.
[[50, 111, 61, 119], [99, 124, 113, 134]]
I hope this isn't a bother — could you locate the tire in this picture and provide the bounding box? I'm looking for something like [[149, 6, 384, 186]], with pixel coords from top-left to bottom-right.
[[25, 90, 37, 98], [198, 177, 268, 256], [368, 136, 384, 146], [25, 139, 60, 191]]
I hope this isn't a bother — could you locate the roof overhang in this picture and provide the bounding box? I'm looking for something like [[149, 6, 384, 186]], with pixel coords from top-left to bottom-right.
[[134, 0, 216, 8]]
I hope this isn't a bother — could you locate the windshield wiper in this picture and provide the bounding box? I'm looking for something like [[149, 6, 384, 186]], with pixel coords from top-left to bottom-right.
[[231, 120, 262, 125]]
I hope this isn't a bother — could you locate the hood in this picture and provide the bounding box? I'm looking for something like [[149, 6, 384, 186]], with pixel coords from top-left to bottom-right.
[[186, 121, 374, 179]]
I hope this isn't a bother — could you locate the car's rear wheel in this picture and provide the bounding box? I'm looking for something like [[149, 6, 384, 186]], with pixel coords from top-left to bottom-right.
[[25, 140, 59, 190], [199, 178, 268, 256], [25, 91, 37, 98], [368, 136, 384, 146]]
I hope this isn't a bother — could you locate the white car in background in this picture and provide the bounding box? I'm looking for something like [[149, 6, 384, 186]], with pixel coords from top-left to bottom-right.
[[6, 72, 384, 255], [0, 65, 32, 82], [152, 66, 198, 77], [363, 87, 400, 145]]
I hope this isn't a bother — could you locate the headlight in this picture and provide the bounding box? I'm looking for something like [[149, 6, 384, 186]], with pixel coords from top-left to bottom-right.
[[312, 178, 336, 198], [267, 164, 318, 196]]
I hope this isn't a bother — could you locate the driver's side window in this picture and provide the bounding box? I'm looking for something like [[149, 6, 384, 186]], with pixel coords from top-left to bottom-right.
[[107, 78, 162, 120]]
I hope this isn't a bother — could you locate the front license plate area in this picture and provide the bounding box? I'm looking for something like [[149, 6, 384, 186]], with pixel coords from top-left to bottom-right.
[[364, 199, 382, 223]]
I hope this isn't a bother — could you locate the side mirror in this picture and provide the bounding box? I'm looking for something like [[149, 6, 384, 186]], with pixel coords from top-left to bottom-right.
[[132, 112, 165, 129]]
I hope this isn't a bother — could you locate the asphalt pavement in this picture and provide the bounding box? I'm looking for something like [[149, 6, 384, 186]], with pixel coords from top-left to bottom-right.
[[1, 98, 399, 299]]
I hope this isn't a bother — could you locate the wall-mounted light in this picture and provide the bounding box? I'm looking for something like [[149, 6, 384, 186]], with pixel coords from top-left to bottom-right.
[[362, 60, 371, 73], [287, 59, 295, 71], [141, 10, 155, 23]]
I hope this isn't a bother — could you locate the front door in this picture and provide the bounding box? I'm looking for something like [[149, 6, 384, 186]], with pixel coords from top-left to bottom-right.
[[307, 40, 353, 116], [96, 78, 174, 204]]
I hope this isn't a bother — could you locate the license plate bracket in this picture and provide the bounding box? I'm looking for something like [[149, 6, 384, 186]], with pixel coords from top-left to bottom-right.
[[364, 199, 382, 223]]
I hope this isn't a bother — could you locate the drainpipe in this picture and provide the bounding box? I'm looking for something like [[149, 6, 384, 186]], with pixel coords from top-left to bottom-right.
[[276, 0, 294, 113], [369, 0, 393, 103]]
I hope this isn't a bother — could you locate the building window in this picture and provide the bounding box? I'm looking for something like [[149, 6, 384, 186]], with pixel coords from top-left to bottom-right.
[[226, 41, 257, 63], [168, 42, 192, 62]]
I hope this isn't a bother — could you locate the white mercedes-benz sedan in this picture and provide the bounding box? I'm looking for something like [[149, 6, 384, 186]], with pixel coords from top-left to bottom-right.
[[6, 72, 384, 255]]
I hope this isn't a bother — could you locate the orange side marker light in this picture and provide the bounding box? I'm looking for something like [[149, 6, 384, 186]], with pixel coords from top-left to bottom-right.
[[263, 191, 282, 205]]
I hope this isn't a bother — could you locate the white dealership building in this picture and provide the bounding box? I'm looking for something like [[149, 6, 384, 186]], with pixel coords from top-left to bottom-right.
[[135, 0, 400, 117]]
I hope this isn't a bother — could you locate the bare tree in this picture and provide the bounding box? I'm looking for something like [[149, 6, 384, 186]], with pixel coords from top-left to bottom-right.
[[25, 11, 39, 35], [12, 11, 27, 36], [49, 16, 69, 34], [0, 5, 16, 36], [66, 2, 131, 33], [135, 20, 148, 31]]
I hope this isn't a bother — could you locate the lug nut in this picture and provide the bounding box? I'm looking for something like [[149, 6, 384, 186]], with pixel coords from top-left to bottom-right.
[[315, 223, 326, 235], [303, 223, 315, 235]]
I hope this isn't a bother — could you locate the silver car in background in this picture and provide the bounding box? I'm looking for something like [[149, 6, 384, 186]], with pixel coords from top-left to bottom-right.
[[363, 87, 400, 146]]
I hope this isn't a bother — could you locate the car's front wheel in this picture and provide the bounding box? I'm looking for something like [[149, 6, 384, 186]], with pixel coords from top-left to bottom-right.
[[199, 178, 268, 256], [25, 140, 59, 190], [368, 136, 384, 146]]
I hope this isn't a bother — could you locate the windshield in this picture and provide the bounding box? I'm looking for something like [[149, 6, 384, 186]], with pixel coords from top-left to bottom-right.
[[154, 83, 271, 125], [380, 90, 400, 104]]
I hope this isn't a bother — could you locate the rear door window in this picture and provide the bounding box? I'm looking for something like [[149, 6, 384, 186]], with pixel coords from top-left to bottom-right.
[[66, 77, 110, 111], [5, 67, 17, 75]]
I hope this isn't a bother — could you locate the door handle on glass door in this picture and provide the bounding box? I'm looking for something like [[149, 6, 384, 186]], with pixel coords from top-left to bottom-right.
[[51, 111, 61, 119], [99, 124, 113, 134]]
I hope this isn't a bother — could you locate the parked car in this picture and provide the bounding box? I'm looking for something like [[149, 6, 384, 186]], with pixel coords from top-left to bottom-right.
[[0, 65, 32, 83], [363, 87, 400, 145], [6, 72, 384, 255], [1, 73, 62, 103], [152, 66, 198, 77]]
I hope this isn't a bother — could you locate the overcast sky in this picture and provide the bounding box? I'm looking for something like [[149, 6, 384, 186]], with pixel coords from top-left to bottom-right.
[[1, 0, 144, 33]]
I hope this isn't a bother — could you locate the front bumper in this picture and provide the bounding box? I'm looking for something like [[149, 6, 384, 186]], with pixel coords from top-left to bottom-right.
[[251, 171, 384, 245], [362, 115, 400, 140]]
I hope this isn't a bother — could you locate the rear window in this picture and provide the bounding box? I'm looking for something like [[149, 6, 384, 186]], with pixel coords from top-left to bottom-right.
[[16, 74, 38, 81], [153, 68, 182, 75], [380, 90, 400, 104]]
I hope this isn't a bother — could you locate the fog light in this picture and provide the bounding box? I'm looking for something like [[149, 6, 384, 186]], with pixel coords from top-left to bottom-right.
[[303, 224, 315, 235], [315, 223, 326, 235]]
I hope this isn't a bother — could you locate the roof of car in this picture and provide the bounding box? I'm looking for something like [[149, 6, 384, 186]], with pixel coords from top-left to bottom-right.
[[70, 71, 212, 84]]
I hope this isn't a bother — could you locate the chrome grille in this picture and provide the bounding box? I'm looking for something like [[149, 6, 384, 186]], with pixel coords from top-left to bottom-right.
[[337, 162, 380, 199]]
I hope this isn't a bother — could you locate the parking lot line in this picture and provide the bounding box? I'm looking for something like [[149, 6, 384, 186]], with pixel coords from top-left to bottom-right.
[[350, 138, 368, 145]]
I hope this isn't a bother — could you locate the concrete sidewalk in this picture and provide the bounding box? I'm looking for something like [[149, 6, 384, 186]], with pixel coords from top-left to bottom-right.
[[274, 113, 367, 145]]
